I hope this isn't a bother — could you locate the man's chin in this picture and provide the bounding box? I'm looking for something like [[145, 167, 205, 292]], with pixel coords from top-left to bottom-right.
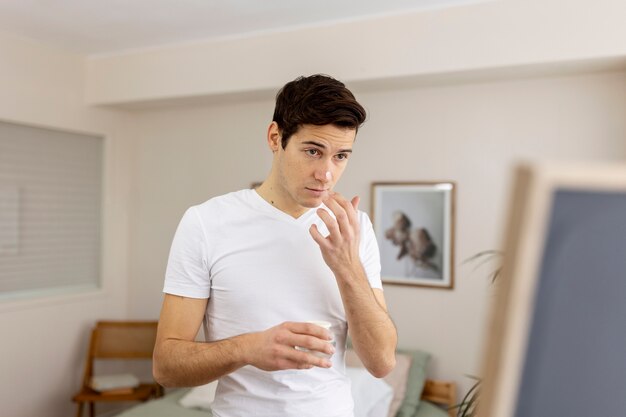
[[298, 194, 325, 208], [299, 199, 322, 209]]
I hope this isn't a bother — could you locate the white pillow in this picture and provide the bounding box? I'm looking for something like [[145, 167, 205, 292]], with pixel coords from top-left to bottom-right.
[[90, 373, 139, 391], [178, 381, 219, 410], [347, 367, 394, 417]]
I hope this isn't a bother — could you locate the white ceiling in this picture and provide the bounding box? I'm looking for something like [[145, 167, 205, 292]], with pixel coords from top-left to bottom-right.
[[0, 0, 488, 55]]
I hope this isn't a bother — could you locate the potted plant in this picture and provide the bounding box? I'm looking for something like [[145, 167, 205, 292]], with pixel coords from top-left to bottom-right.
[[451, 250, 503, 417]]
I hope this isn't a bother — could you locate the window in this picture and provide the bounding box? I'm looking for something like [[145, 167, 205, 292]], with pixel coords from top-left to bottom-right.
[[0, 121, 103, 300]]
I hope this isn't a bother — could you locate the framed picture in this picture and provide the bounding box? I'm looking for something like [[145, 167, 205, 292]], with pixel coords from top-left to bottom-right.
[[371, 182, 455, 289]]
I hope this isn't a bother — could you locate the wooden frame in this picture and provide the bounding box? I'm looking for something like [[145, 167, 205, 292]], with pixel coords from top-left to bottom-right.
[[479, 162, 626, 417], [371, 182, 455, 289]]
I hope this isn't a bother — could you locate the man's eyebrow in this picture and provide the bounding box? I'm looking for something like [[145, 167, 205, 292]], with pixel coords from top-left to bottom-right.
[[301, 141, 353, 153], [301, 141, 327, 148]]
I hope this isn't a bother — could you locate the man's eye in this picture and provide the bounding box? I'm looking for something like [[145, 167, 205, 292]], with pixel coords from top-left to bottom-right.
[[335, 153, 349, 161], [305, 149, 320, 156]]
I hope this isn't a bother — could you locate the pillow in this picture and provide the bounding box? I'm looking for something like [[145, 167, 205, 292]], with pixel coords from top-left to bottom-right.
[[346, 350, 412, 417], [383, 354, 413, 417], [178, 381, 218, 411], [346, 348, 431, 417], [395, 349, 431, 417], [346, 367, 394, 417], [412, 401, 450, 417], [90, 373, 139, 391]]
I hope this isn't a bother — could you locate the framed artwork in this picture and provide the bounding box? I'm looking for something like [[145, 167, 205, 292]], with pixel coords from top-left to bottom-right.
[[371, 182, 455, 289]]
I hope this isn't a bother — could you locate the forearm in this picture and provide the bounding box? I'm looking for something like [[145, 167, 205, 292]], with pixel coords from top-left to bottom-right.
[[153, 333, 252, 387], [309, 193, 397, 376], [336, 266, 397, 378]]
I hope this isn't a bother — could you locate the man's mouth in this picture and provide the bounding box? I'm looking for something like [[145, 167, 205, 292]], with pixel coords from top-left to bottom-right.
[[305, 187, 328, 195]]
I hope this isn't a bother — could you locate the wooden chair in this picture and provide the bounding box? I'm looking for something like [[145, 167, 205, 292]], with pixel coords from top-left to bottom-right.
[[72, 321, 164, 417]]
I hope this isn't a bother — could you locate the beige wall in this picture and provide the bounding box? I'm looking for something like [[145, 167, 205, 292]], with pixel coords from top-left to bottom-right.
[[0, 33, 133, 417], [126, 70, 626, 396], [85, 0, 626, 107]]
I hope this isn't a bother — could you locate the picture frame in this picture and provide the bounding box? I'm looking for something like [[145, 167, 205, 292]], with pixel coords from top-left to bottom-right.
[[371, 182, 455, 289]]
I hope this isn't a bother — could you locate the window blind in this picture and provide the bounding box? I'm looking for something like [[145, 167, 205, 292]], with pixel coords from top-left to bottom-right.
[[0, 121, 103, 300]]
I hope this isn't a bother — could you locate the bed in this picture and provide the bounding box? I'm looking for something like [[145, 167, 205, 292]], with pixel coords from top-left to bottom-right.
[[115, 349, 456, 417]]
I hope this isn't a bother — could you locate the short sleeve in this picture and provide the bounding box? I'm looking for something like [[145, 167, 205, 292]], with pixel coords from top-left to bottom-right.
[[163, 207, 211, 298], [359, 211, 383, 290]]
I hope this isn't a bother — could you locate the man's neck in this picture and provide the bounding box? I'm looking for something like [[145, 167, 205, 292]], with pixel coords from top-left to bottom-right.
[[255, 181, 308, 219]]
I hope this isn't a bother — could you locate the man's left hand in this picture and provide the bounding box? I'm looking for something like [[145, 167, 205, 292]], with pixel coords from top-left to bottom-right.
[[310, 192, 361, 276]]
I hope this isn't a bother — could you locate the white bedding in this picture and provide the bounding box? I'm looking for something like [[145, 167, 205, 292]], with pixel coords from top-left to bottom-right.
[[346, 367, 394, 417], [177, 368, 393, 417]]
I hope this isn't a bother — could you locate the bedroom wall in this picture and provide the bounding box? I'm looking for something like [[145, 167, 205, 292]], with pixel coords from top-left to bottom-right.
[[126, 70, 626, 396], [0, 32, 133, 417], [84, 0, 626, 107]]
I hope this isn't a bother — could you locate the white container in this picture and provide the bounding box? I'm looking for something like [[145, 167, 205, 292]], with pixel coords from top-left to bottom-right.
[[295, 320, 336, 359]]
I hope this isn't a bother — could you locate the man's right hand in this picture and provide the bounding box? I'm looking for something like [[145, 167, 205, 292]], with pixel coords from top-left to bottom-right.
[[244, 322, 335, 371], [154, 295, 336, 387]]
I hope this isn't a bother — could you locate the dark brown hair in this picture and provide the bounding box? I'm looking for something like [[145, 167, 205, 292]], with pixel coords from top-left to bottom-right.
[[272, 74, 367, 149]]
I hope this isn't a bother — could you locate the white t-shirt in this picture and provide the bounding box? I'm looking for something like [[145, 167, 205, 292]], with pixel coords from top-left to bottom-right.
[[164, 189, 382, 417]]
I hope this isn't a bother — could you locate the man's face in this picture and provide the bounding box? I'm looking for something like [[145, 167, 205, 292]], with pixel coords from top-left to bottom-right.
[[272, 123, 356, 215]]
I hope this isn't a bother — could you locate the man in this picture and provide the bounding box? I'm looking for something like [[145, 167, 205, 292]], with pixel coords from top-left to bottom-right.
[[153, 74, 397, 417]]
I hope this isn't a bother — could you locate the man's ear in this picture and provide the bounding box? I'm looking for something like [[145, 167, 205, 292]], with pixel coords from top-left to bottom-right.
[[267, 122, 282, 153]]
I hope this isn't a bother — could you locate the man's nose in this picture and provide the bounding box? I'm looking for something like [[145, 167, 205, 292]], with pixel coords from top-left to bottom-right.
[[314, 167, 333, 183]]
